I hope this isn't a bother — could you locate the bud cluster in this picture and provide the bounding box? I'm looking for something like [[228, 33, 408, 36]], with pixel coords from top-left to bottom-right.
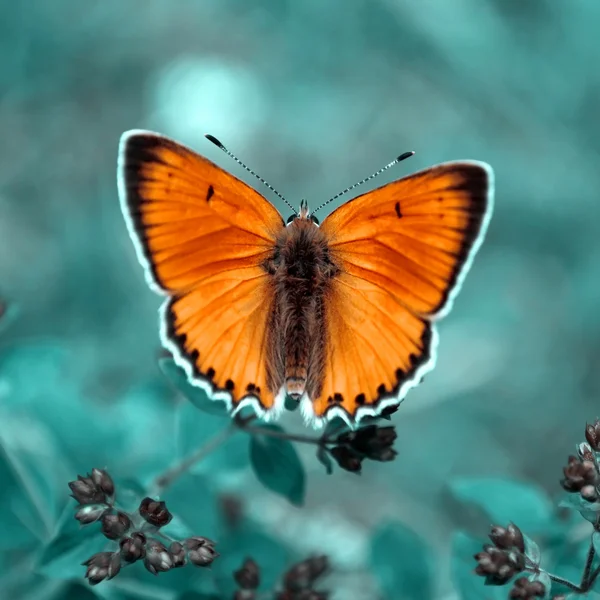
[[560, 421, 600, 503], [473, 523, 525, 586], [68, 468, 219, 586], [231, 555, 330, 600], [509, 576, 546, 599], [325, 425, 398, 473]]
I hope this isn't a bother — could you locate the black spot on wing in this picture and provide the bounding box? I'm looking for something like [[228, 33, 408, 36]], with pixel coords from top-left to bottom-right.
[[206, 185, 214, 201], [394, 202, 402, 218]]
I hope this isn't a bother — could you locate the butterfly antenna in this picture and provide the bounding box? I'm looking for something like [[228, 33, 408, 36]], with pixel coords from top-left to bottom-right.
[[312, 151, 415, 214], [205, 134, 296, 213]]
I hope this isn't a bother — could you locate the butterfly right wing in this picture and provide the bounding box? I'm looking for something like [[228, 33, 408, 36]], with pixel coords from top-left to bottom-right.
[[118, 130, 285, 415]]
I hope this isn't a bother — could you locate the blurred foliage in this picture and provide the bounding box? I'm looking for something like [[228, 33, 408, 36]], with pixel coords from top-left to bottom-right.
[[1, 0, 600, 598]]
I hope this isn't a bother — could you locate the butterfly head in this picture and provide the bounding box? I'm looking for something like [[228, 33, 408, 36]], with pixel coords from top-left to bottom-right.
[[286, 199, 320, 226]]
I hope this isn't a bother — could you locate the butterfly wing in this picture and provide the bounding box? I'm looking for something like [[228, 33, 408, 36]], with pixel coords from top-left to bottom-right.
[[118, 130, 285, 415], [308, 161, 494, 424]]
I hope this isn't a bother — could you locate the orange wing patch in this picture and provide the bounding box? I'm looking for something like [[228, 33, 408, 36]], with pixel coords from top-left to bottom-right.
[[309, 162, 493, 423], [118, 131, 284, 413]]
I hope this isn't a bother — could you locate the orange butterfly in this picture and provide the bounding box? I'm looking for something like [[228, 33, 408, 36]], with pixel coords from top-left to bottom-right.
[[118, 130, 493, 428]]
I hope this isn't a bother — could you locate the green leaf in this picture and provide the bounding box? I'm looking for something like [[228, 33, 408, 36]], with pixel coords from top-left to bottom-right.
[[450, 532, 509, 600], [249, 425, 306, 506], [370, 521, 433, 600], [159, 358, 228, 417], [36, 502, 107, 580], [449, 477, 554, 532]]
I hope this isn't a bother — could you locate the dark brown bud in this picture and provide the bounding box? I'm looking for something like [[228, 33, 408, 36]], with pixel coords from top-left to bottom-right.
[[586, 420, 600, 451], [578, 442, 595, 462], [488, 523, 525, 553], [561, 455, 598, 492], [101, 512, 131, 540], [184, 537, 219, 567], [75, 504, 108, 525], [509, 576, 546, 599], [120, 532, 146, 562], [91, 468, 115, 499], [169, 541, 187, 568], [329, 446, 362, 473], [234, 558, 260, 590], [474, 545, 523, 586], [144, 540, 173, 574], [69, 474, 106, 505], [283, 555, 330, 592], [337, 425, 398, 461], [139, 497, 173, 527], [82, 552, 121, 585]]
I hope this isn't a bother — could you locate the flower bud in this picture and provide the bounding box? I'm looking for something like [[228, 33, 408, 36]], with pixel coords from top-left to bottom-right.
[[82, 552, 121, 585], [488, 522, 525, 553], [169, 541, 187, 568], [91, 468, 115, 499], [329, 446, 362, 473], [184, 536, 219, 567], [234, 558, 260, 589], [75, 504, 108, 525], [144, 540, 173, 575], [283, 555, 330, 592], [101, 512, 131, 540], [120, 532, 146, 563], [139, 497, 173, 527], [69, 474, 106, 505]]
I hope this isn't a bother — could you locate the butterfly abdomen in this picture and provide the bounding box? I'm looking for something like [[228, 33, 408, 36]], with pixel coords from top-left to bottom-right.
[[263, 220, 339, 403]]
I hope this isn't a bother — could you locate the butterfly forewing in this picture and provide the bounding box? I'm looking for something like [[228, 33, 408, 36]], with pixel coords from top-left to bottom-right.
[[118, 131, 285, 414], [309, 162, 493, 423]]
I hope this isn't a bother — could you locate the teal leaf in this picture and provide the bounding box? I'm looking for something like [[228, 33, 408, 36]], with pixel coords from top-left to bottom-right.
[[528, 572, 551, 599], [177, 594, 222, 600], [370, 521, 433, 600], [36, 502, 107, 580], [60, 582, 100, 600], [565, 593, 600, 599], [450, 532, 509, 600], [594, 531, 600, 556], [449, 477, 554, 532], [0, 410, 71, 549], [316, 446, 333, 475], [559, 494, 600, 523], [524, 533, 541, 566], [249, 425, 306, 506], [159, 357, 228, 417]]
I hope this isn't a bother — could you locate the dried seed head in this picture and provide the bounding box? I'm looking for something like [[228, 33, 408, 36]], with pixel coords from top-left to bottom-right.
[[74, 504, 109, 525], [234, 558, 260, 590], [184, 536, 219, 567], [169, 541, 187, 568], [82, 552, 121, 585], [139, 497, 173, 527], [101, 512, 131, 540], [144, 540, 173, 575], [120, 533, 147, 563], [329, 446, 363, 473]]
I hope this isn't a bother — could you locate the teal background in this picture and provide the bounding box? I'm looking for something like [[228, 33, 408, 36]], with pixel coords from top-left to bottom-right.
[[1, 1, 600, 599]]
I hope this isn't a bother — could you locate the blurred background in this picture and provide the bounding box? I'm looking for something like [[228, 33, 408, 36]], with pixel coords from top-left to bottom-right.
[[1, 0, 600, 598]]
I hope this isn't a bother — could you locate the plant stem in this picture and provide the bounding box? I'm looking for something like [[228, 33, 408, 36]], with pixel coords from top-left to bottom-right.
[[582, 539, 596, 590], [588, 564, 600, 590], [151, 423, 238, 494], [240, 422, 327, 446], [546, 573, 583, 593]]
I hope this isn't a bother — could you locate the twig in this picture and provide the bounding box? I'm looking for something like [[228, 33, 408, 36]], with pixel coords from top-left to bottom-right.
[[151, 423, 238, 494], [582, 539, 596, 590]]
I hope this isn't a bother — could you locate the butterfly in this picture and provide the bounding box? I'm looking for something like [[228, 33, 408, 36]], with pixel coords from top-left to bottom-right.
[[117, 130, 494, 428]]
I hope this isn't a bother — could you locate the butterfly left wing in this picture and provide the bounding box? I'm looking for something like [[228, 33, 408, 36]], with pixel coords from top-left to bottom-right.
[[118, 130, 285, 416], [307, 161, 494, 425]]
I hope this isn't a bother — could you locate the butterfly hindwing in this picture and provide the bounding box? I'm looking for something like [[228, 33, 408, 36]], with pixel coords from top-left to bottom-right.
[[118, 130, 285, 413], [308, 162, 493, 423]]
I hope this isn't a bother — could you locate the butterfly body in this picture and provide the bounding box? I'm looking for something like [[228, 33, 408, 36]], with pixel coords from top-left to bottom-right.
[[118, 130, 494, 428], [264, 209, 339, 403]]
